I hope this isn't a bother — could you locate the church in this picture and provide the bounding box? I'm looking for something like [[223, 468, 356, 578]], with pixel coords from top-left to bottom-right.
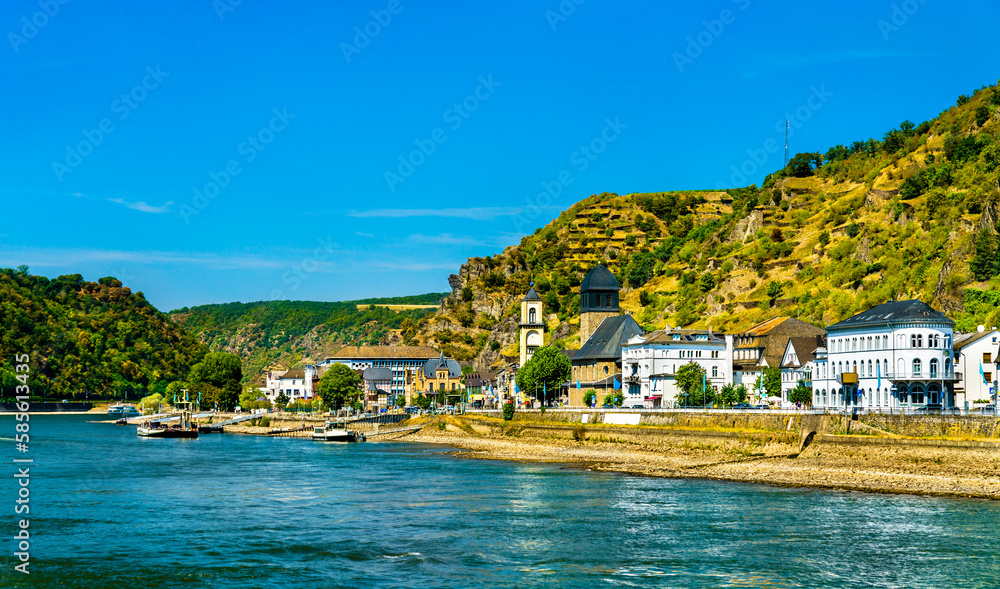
[[519, 265, 642, 406]]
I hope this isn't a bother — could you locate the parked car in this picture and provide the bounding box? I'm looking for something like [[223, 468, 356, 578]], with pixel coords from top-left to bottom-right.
[[732, 403, 753, 409], [629, 404, 645, 409]]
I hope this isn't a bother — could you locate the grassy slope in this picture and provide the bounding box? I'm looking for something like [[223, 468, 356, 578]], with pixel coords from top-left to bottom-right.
[[414, 80, 1000, 367]]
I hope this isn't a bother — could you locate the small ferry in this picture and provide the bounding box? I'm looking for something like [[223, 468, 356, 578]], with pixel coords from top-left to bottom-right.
[[312, 420, 364, 442], [108, 402, 140, 416], [137, 401, 199, 439]]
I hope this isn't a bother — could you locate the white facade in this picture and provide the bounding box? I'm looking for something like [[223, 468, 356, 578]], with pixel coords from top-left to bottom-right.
[[622, 330, 733, 408], [811, 301, 957, 410], [953, 329, 1000, 408], [318, 348, 438, 399], [779, 341, 815, 403]]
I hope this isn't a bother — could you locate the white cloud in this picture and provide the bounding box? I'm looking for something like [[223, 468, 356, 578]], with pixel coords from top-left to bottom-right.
[[74, 192, 173, 214], [349, 207, 523, 220]]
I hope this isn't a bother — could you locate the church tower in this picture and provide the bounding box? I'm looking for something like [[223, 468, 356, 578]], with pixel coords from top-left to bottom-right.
[[519, 283, 544, 367], [579, 265, 620, 344]]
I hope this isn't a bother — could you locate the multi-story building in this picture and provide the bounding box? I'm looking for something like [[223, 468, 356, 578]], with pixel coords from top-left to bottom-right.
[[404, 353, 464, 406], [812, 299, 957, 410], [953, 328, 1000, 409], [318, 345, 440, 401], [362, 367, 393, 410], [732, 317, 825, 401], [276, 368, 313, 401], [622, 329, 734, 408], [778, 336, 825, 403]]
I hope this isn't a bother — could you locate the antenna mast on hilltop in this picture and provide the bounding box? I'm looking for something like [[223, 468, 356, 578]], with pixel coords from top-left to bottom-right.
[[783, 119, 789, 167]]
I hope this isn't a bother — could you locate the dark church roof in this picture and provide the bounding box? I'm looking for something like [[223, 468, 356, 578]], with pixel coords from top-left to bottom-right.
[[523, 285, 542, 301], [827, 300, 953, 331], [581, 265, 619, 292], [421, 353, 463, 378], [574, 315, 643, 362]]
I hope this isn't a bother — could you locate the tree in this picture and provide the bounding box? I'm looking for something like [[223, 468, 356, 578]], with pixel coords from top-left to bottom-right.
[[502, 401, 515, 420], [415, 393, 431, 410], [625, 252, 656, 287], [970, 231, 998, 281], [188, 352, 242, 410], [676, 362, 711, 406], [699, 272, 717, 292], [766, 280, 784, 303], [818, 231, 830, 247], [582, 391, 596, 406], [515, 346, 572, 405], [275, 392, 290, 409], [719, 383, 748, 407], [786, 152, 822, 177], [762, 367, 782, 399], [395, 395, 406, 408], [789, 381, 813, 406], [603, 391, 624, 407], [317, 363, 362, 410]]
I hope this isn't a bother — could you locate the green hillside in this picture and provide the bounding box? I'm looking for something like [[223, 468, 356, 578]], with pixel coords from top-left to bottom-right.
[[0, 268, 208, 400], [414, 79, 1000, 368], [169, 295, 446, 382]]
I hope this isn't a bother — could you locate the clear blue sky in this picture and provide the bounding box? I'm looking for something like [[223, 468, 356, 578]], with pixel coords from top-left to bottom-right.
[[2, 0, 997, 311]]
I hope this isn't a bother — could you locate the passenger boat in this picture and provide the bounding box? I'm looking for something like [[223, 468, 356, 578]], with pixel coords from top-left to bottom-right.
[[312, 420, 364, 442], [108, 402, 140, 416]]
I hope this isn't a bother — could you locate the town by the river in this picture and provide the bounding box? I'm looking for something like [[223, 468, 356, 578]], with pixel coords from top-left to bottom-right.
[[5, 414, 1000, 589]]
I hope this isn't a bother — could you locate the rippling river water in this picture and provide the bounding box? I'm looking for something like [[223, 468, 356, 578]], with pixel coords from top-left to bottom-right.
[[3, 415, 999, 588]]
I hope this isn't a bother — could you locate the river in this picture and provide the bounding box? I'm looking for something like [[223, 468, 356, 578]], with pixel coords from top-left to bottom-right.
[[2, 415, 998, 588]]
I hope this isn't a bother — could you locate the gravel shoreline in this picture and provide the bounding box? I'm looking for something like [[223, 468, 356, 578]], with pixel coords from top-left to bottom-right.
[[400, 418, 1000, 500]]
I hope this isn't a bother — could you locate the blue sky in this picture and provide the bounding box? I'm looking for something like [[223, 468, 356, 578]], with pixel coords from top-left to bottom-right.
[[1, 0, 997, 311]]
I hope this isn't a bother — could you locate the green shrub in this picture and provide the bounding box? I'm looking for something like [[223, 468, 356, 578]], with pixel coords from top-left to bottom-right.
[[502, 401, 515, 421], [572, 424, 587, 442]]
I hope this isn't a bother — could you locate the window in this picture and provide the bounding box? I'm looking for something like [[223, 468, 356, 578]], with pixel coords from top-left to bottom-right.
[[852, 338, 857, 351], [595, 295, 601, 308], [984, 353, 993, 364], [986, 372, 994, 383], [911, 334, 916, 348], [912, 359, 921, 376], [930, 359, 938, 379], [607, 294, 613, 307], [528, 308, 536, 323], [884, 335, 889, 349], [712, 366, 718, 377], [917, 335, 923, 348]]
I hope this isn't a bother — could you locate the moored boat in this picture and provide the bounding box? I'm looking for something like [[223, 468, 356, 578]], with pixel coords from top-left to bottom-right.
[[137, 401, 199, 439], [312, 420, 364, 442]]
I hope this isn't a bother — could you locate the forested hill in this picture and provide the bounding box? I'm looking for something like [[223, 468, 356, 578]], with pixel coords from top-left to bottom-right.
[[0, 268, 208, 399], [169, 294, 446, 382], [410, 79, 1000, 370]]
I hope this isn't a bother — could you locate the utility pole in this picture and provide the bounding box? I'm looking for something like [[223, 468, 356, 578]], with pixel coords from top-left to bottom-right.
[[783, 119, 790, 168]]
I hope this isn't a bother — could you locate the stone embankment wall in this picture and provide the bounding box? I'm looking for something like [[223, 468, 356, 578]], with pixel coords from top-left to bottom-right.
[[856, 414, 1000, 439], [500, 410, 801, 432], [489, 410, 1000, 440]]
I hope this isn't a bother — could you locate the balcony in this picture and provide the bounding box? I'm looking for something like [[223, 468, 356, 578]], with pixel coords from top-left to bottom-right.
[[624, 374, 641, 384], [884, 371, 959, 382]]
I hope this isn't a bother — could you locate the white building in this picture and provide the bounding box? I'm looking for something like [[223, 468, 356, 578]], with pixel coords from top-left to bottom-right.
[[622, 329, 733, 408], [779, 337, 824, 403], [732, 317, 825, 401], [953, 328, 1000, 409], [318, 345, 440, 401], [812, 299, 957, 411], [277, 368, 314, 401]]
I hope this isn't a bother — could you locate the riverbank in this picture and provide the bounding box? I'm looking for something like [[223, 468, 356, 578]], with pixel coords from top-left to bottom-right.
[[400, 414, 1000, 500]]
